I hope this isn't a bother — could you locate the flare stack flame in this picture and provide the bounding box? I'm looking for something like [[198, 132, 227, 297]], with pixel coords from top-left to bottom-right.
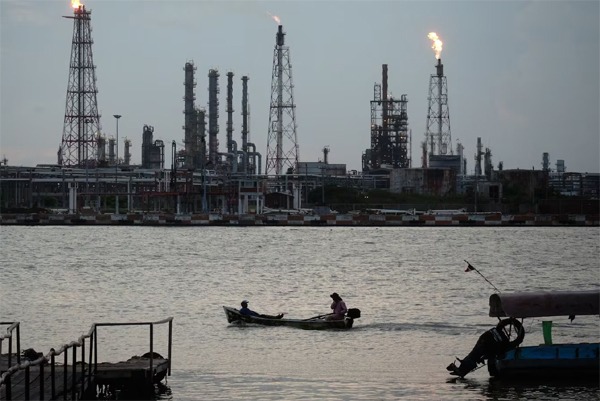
[[71, 0, 82, 9], [428, 32, 443, 59], [267, 12, 281, 26]]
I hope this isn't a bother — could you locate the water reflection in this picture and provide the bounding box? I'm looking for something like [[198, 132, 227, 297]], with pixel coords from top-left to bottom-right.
[[452, 377, 600, 401]]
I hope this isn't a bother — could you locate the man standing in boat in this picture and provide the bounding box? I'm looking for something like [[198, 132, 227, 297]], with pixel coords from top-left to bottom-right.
[[327, 293, 348, 320]]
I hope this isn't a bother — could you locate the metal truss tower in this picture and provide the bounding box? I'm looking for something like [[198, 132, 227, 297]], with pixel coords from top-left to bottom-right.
[[365, 64, 409, 171], [60, 3, 101, 167], [265, 24, 299, 176], [425, 58, 452, 157]]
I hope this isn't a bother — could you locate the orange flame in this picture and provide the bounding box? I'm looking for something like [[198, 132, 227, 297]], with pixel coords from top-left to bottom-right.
[[267, 12, 281, 25], [428, 32, 443, 59], [71, 0, 82, 8]]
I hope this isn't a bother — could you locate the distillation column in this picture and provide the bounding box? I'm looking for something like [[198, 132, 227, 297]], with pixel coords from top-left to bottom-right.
[[195, 108, 207, 169], [241, 75, 250, 173], [365, 64, 409, 171], [226, 71, 234, 156], [183, 62, 197, 169], [208, 69, 220, 167]]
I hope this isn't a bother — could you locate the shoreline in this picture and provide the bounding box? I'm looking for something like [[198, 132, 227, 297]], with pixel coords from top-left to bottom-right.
[[1, 212, 598, 227]]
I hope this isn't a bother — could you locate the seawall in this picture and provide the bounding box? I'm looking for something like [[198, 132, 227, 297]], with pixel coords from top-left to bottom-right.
[[0, 213, 598, 226]]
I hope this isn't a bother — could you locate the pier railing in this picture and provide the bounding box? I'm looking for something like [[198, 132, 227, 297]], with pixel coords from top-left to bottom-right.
[[93, 317, 174, 377], [0, 322, 21, 368], [0, 317, 173, 400]]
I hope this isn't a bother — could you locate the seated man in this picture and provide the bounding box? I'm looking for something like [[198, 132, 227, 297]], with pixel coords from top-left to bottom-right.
[[239, 300, 283, 319]]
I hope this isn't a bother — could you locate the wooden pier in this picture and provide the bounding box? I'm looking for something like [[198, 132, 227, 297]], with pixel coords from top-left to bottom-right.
[[0, 318, 173, 400]]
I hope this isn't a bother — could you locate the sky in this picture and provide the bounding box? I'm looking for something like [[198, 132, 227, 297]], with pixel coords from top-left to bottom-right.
[[1, 0, 599, 174]]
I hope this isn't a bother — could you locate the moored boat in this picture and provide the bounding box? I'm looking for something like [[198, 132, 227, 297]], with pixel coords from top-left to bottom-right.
[[447, 289, 600, 380], [487, 290, 599, 380], [223, 306, 361, 330]]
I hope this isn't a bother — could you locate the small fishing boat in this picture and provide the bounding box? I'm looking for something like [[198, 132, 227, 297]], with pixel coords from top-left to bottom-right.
[[447, 290, 599, 380], [223, 306, 361, 330]]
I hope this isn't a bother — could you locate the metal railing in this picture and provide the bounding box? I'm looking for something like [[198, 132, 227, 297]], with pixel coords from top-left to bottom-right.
[[93, 317, 173, 379], [0, 317, 173, 400], [0, 322, 21, 369]]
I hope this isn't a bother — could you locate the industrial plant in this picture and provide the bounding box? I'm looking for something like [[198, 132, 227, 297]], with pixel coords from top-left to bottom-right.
[[0, 4, 598, 219]]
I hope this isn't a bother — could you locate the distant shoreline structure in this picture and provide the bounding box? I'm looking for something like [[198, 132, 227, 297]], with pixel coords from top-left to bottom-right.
[[0, 212, 597, 227]]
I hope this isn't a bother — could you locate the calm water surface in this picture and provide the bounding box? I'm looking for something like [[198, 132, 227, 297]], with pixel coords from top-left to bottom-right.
[[1, 226, 599, 400]]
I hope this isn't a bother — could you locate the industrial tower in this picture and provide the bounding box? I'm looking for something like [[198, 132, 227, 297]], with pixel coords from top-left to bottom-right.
[[183, 62, 196, 169], [241, 76, 250, 174], [265, 24, 299, 176], [60, 2, 101, 168], [208, 69, 220, 168], [424, 33, 452, 164], [364, 64, 409, 172], [182, 62, 206, 170]]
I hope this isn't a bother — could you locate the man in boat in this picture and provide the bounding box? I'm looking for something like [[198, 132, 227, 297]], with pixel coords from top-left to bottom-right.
[[239, 300, 284, 319], [326, 293, 348, 320]]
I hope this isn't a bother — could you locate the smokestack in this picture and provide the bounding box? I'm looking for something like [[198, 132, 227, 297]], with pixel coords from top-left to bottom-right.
[[436, 58, 443, 77], [277, 25, 285, 46], [323, 146, 329, 164]]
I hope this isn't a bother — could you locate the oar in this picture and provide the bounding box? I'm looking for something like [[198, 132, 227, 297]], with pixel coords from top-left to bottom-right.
[[302, 313, 333, 321]]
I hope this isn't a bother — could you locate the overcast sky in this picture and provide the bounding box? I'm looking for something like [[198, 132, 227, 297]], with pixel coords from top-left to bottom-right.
[[1, 0, 599, 174]]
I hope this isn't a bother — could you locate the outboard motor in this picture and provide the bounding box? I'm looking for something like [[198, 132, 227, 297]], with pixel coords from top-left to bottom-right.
[[447, 317, 524, 378], [344, 308, 361, 329], [347, 308, 361, 319]]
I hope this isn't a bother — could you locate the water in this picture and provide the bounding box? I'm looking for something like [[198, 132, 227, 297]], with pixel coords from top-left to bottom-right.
[[1, 226, 599, 400]]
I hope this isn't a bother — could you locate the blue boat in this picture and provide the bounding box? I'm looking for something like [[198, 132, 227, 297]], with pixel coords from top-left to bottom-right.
[[491, 342, 599, 379], [447, 290, 599, 380], [487, 290, 599, 379]]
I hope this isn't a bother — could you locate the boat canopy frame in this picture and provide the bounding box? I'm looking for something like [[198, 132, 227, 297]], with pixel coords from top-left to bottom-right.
[[489, 290, 600, 318]]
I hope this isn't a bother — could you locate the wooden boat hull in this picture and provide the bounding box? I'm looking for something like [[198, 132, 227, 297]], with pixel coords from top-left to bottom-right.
[[490, 343, 600, 380], [223, 306, 354, 330]]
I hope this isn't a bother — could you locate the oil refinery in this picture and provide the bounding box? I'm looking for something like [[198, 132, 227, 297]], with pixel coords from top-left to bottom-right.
[[0, 2, 597, 220]]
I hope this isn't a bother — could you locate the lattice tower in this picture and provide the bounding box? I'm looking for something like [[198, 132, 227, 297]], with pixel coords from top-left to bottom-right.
[[60, 4, 101, 167], [425, 59, 452, 156], [265, 25, 299, 175]]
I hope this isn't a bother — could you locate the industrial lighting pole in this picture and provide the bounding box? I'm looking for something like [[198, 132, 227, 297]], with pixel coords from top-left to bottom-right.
[[114, 114, 121, 214]]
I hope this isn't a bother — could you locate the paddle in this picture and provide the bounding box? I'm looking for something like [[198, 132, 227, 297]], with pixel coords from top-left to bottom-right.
[[302, 313, 333, 321]]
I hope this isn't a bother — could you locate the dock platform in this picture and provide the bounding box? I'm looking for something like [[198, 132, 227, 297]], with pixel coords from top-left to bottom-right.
[[1, 318, 173, 400]]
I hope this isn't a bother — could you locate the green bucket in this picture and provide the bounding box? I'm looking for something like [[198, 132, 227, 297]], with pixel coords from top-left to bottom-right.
[[542, 320, 553, 345]]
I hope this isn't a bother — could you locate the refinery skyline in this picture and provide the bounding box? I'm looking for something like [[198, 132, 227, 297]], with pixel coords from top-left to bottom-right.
[[1, 0, 599, 174]]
